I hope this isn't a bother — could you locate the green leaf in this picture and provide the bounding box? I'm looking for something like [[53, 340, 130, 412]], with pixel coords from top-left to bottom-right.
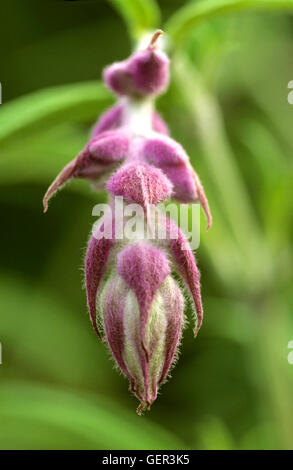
[[0, 275, 107, 387], [0, 81, 112, 145], [0, 381, 185, 449], [0, 125, 87, 186], [108, 0, 161, 40], [165, 0, 293, 44]]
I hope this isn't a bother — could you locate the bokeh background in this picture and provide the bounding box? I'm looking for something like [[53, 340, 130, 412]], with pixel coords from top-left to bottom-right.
[[0, 0, 293, 450]]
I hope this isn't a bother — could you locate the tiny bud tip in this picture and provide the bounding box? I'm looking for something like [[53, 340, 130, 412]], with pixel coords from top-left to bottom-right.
[[205, 218, 212, 231], [148, 30, 163, 49]]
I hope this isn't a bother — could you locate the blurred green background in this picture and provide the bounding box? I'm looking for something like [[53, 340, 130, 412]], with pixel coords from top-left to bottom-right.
[[0, 0, 293, 450]]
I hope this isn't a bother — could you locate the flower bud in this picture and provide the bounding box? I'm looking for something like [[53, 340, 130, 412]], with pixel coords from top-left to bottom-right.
[[127, 49, 170, 96], [106, 163, 173, 215], [103, 32, 169, 98], [99, 242, 184, 412], [43, 28, 211, 415]]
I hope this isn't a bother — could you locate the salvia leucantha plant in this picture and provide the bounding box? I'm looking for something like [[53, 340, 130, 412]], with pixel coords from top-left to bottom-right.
[[43, 31, 212, 414]]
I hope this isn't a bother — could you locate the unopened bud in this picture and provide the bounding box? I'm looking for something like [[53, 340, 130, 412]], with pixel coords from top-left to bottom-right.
[[100, 242, 184, 413], [103, 32, 169, 98]]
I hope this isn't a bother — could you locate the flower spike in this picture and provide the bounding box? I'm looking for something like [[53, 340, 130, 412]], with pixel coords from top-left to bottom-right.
[[43, 29, 211, 412]]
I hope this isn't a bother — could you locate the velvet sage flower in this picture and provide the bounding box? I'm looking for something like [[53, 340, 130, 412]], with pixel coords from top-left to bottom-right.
[[43, 31, 211, 413]]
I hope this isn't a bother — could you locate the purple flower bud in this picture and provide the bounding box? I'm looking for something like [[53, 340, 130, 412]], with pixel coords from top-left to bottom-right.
[[103, 62, 134, 96], [106, 163, 173, 214], [43, 28, 211, 413], [127, 49, 169, 96], [84, 206, 204, 410], [100, 242, 184, 412], [103, 31, 169, 98]]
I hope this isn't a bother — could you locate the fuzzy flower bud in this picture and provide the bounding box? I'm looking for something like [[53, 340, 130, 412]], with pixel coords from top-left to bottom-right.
[[99, 242, 184, 413], [43, 29, 211, 413], [106, 163, 173, 215], [84, 211, 203, 411], [103, 31, 169, 98]]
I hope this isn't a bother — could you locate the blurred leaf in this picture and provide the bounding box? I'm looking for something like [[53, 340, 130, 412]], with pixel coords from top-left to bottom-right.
[[257, 297, 293, 449], [0, 125, 87, 186], [236, 118, 293, 249], [108, 0, 161, 40], [0, 82, 113, 193], [195, 417, 235, 450], [174, 55, 273, 291], [0, 381, 185, 450], [0, 274, 107, 387], [0, 81, 112, 145], [239, 422, 280, 449], [205, 297, 257, 345], [165, 0, 293, 45]]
